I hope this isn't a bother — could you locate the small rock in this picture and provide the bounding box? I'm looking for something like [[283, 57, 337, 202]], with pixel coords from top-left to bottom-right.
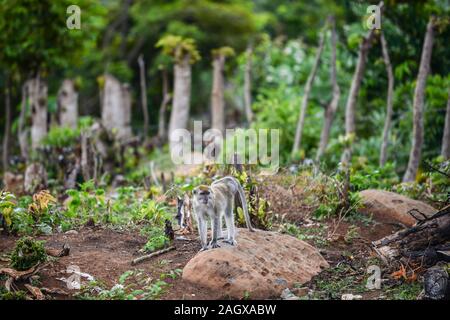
[[111, 284, 124, 291], [280, 288, 300, 300], [84, 218, 95, 227], [341, 294, 363, 300], [65, 230, 78, 235], [291, 287, 309, 297], [424, 266, 449, 300]]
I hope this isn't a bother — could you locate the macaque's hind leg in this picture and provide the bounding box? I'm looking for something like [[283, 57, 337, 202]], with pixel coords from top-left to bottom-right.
[[217, 216, 224, 240], [209, 214, 221, 249], [223, 201, 237, 246]]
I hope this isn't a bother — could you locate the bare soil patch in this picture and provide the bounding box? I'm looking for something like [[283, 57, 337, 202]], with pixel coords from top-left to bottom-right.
[[0, 227, 220, 300]]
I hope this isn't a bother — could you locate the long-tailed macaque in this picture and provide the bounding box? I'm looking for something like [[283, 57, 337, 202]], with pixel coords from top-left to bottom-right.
[[192, 176, 254, 251]]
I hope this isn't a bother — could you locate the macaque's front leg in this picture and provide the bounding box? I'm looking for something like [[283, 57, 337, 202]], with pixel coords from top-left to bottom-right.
[[199, 219, 209, 251]]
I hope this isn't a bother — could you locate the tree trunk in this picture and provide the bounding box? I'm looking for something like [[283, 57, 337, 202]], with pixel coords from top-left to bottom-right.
[[340, 29, 376, 167], [317, 17, 340, 161], [244, 45, 254, 123], [292, 32, 325, 157], [211, 54, 226, 133], [379, 32, 395, 167], [24, 162, 47, 194], [18, 81, 29, 160], [57, 79, 78, 128], [138, 54, 149, 138], [340, 28, 376, 210], [29, 75, 48, 151], [441, 90, 450, 159], [158, 69, 171, 141], [403, 18, 435, 182], [101, 74, 133, 142], [169, 55, 191, 151], [2, 77, 11, 173], [121, 84, 132, 140]]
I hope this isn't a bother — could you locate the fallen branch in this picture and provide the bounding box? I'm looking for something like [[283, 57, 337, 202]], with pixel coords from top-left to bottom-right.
[[45, 243, 70, 257], [131, 246, 175, 266], [40, 287, 69, 296], [424, 161, 450, 179], [373, 205, 450, 264], [0, 264, 40, 280], [5, 276, 14, 292], [24, 284, 45, 300]]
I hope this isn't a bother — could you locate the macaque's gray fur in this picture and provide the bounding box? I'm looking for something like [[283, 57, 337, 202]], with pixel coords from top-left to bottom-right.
[[192, 176, 254, 251]]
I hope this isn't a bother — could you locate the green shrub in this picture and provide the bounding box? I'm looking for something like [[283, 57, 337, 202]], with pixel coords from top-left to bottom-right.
[[10, 237, 47, 271], [0, 190, 16, 230], [43, 126, 80, 148], [349, 162, 399, 191], [0, 288, 28, 300], [143, 235, 169, 252], [141, 226, 169, 252], [65, 181, 107, 226], [230, 168, 272, 229]]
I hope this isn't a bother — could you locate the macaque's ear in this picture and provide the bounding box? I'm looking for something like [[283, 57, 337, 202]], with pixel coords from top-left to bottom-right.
[[193, 189, 197, 195]]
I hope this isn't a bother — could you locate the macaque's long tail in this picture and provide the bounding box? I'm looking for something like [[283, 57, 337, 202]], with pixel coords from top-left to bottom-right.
[[219, 176, 255, 231], [212, 176, 255, 231]]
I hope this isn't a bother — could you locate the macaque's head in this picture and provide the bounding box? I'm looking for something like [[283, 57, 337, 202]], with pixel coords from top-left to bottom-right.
[[193, 185, 213, 206]]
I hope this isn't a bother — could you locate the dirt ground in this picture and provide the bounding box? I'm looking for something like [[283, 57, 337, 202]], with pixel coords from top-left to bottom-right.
[[0, 227, 222, 300], [0, 215, 399, 300]]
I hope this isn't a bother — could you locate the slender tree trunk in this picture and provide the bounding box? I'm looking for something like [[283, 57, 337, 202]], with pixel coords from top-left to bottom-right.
[[317, 16, 340, 161], [18, 81, 29, 160], [403, 18, 435, 182], [243, 45, 254, 123], [2, 77, 11, 173], [441, 89, 450, 159], [340, 30, 376, 167], [57, 79, 78, 128], [169, 55, 191, 150], [211, 54, 226, 133], [379, 32, 395, 167], [101, 74, 132, 141], [138, 54, 149, 138], [340, 28, 376, 209], [292, 32, 325, 157], [29, 74, 48, 151], [158, 69, 171, 141]]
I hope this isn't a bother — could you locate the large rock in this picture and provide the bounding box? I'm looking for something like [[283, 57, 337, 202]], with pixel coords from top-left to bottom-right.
[[182, 229, 329, 299], [359, 189, 437, 227]]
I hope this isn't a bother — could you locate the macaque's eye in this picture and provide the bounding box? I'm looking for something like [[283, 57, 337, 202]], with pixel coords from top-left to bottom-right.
[[193, 190, 197, 195]]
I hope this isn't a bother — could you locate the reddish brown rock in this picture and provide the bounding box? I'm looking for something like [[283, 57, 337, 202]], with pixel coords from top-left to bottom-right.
[[182, 229, 329, 299], [359, 189, 437, 227]]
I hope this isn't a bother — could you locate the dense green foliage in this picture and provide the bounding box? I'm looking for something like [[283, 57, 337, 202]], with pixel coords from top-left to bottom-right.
[[10, 236, 47, 271]]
